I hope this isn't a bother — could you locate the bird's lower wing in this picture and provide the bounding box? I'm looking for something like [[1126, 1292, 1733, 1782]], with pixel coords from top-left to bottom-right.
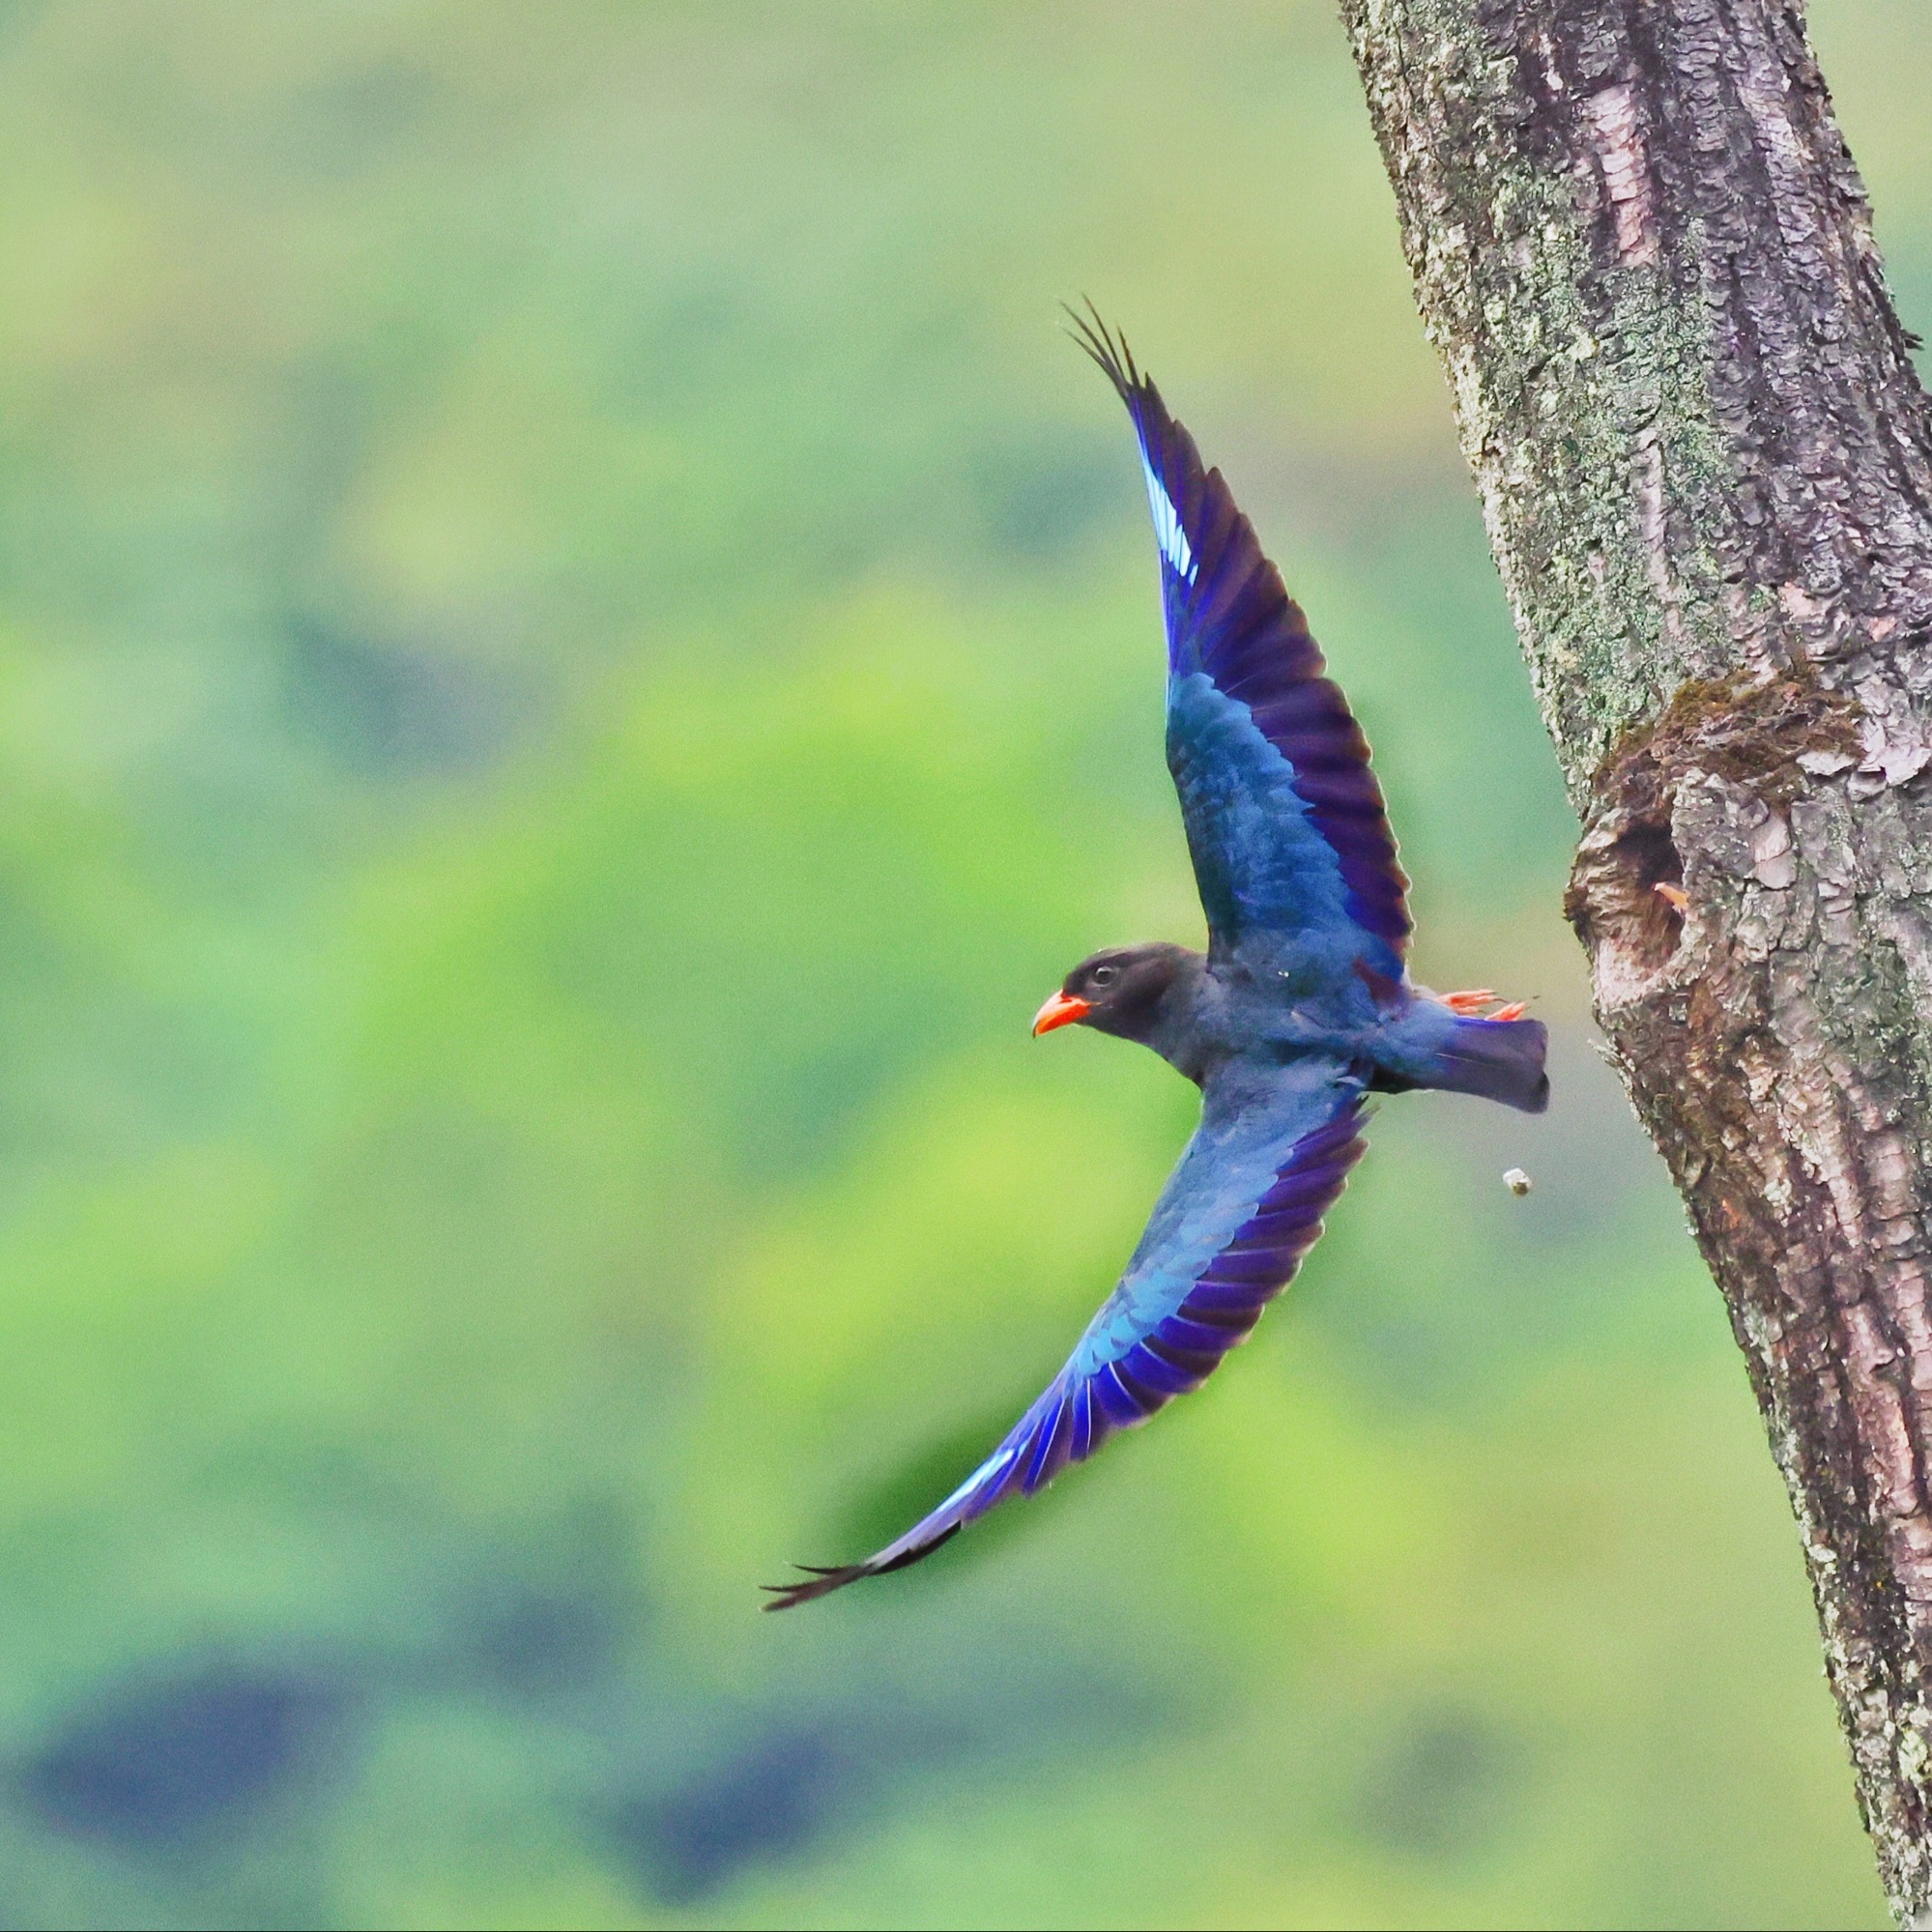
[[764, 1060, 1368, 1608]]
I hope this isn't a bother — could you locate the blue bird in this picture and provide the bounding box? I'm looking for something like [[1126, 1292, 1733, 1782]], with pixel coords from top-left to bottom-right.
[[763, 309, 1547, 1610]]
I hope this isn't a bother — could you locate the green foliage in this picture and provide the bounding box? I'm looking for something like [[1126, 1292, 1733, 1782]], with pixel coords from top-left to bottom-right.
[[0, 2, 1907, 1924]]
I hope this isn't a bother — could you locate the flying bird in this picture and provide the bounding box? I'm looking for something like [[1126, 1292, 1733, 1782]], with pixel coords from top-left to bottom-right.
[[764, 308, 1547, 1610]]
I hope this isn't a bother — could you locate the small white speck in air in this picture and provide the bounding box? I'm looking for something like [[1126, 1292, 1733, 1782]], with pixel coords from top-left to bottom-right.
[[1503, 1168, 1533, 1197]]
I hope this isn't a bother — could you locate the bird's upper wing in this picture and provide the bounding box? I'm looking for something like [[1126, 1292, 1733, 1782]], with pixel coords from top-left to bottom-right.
[[1070, 306, 1409, 974], [764, 1058, 1367, 1608]]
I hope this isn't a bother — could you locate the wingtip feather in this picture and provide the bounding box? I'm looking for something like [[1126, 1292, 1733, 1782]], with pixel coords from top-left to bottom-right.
[[759, 1522, 964, 1611], [1061, 298, 1143, 405], [761, 1565, 870, 1611]]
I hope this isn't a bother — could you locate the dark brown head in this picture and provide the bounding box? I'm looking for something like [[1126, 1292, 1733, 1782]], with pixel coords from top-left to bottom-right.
[[1031, 943, 1197, 1046]]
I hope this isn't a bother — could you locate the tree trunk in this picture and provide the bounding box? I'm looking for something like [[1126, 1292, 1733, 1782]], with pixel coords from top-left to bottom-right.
[[1341, 0, 1932, 1918]]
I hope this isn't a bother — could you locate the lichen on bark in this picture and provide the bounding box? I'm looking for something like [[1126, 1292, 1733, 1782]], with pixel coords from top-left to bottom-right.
[[1344, 0, 1932, 1918]]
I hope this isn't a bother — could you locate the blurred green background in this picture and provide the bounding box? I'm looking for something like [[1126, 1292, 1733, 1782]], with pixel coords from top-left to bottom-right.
[[0, 3, 1921, 1925]]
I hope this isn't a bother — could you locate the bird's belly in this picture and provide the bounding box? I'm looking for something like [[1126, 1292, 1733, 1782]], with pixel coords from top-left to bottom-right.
[[1211, 1011, 1376, 1076]]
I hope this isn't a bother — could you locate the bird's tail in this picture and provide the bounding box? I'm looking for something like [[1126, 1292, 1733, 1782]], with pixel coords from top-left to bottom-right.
[[1426, 1014, 1550, 1113]]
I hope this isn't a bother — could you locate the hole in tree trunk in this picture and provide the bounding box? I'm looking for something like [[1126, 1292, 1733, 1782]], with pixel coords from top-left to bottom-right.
[[1566, 810, 1685, 1001]]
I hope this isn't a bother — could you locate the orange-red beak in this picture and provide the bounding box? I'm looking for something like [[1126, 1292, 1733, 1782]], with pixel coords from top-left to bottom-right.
[[1031, 990, 1092, 1036]]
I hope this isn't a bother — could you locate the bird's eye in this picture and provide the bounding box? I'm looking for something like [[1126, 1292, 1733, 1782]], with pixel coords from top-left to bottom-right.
[[1090, 965, 1118, 987]]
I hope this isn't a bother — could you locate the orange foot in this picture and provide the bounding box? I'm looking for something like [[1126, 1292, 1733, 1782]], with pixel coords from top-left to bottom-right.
[[1443, 989, 1528, 1022]]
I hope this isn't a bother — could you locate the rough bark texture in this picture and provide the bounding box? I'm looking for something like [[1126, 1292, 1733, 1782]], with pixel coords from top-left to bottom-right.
[[1341, 0, 1932, 1918]]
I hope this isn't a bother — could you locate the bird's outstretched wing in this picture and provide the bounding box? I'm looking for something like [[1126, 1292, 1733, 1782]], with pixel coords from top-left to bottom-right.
[[764, 1060, 1367, 1609], [1069, 305, 1410, 975]]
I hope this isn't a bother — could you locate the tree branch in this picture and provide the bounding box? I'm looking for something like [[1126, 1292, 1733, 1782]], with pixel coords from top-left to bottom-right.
[[1342, 0, 1932, 1916]]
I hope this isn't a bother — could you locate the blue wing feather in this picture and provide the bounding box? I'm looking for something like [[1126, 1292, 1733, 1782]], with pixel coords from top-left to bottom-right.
[[1068, 306, 1410, 966], [763, 1062, 1368, 1608]]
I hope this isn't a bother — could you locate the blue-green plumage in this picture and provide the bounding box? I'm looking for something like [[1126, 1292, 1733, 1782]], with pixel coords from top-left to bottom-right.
[[764, 310, 1546, 1610]]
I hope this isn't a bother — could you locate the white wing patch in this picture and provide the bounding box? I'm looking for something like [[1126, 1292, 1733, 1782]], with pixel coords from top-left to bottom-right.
[[1141, 457, 1197, 584], [936, 1441, 1019, 1514]]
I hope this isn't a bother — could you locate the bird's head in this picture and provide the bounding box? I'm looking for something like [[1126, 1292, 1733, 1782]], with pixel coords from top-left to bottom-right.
[[1032, 942, 1197, 1044]]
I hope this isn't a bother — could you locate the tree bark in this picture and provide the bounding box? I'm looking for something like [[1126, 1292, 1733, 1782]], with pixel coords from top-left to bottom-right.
[[1341, 0, 1932, 1918]]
